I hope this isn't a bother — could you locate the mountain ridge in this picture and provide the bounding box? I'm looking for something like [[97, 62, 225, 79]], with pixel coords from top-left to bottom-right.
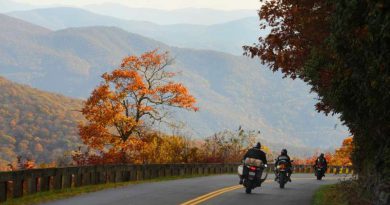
[[0, 14, 349, 151], [0, 75, 323, 169], [84, 3, 256, 25], [7, 7, 263, 55]]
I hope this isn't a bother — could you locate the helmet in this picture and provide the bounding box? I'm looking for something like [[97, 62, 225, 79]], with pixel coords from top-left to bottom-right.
[[281, 149, 287, 155], [320, 153, 324, 158], [255, 142, 261, 149]]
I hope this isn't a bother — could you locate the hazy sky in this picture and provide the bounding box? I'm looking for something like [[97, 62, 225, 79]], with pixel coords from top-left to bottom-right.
[[14, 0, 261, 10]]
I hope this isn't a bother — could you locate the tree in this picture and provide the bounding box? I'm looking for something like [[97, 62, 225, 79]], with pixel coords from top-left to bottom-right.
[[137, 132, 190, 164], [243, 0, 332, 80], [245, 0, 389, 202], [200, 127, 267, 163], [331, 136, 353, 166], [304, 152, 333, 166], [79, 50, 198, 162]]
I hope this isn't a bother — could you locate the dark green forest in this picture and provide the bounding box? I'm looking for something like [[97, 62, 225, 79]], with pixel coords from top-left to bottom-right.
[[245, 0, 389, 203]]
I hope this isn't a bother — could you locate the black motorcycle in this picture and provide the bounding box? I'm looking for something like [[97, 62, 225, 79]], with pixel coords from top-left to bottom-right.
[[315, 163, 326, 180], [242, 164, 268, 194], [275, 159, 293, 189]]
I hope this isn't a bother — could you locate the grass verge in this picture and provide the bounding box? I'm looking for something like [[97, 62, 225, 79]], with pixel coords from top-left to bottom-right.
[[312, 184, 347, 205], [312, 180, 372, 205], [3, 174, 224, 205]]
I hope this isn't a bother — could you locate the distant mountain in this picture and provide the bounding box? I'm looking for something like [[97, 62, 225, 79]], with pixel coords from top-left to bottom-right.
[[0, 76, 83, 169], [0, 14, 349, 152], [8, 7, 265, 55], [84, 3, 256, 25]]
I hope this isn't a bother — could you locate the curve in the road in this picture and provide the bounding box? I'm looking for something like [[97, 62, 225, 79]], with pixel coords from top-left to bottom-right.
[[180, 176, 346, 205], [42, 174, 349, 205]]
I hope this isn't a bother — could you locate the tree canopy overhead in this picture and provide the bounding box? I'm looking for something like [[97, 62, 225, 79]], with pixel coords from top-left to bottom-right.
[[245, 0, 389, 203]]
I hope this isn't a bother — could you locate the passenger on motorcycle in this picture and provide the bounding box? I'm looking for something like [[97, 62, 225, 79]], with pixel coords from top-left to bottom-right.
[[275, 149, 292, 182], [239, 142, 267, 184]]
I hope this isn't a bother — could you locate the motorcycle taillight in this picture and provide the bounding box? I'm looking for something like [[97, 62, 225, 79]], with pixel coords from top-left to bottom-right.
[[250, 166, 256, 171]]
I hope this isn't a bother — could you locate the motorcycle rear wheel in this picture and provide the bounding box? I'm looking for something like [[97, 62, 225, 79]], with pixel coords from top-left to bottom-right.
[[279, 173, 286, 189], [245, 187, 252, 194], [245, 181, 252, 194]]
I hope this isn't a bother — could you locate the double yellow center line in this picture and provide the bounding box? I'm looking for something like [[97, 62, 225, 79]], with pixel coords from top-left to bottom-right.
[[180, 176, 340, 205], [180, 179, 274, 205], [180, 185, 242, 205]]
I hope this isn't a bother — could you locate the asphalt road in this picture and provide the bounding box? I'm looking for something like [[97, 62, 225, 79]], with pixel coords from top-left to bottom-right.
[[43, 174, 350, 205]]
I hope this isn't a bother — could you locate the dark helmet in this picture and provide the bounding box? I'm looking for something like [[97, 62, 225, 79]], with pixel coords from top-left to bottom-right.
[[281, 149, 287, 155], [320, 153, 325, 158], [255, 142, 261, 149]]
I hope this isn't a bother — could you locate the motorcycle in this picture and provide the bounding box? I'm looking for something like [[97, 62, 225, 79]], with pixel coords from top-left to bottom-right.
[[275, 159, 293, 189], [238, 158, 268, 194], [315, 163, 326, 180]]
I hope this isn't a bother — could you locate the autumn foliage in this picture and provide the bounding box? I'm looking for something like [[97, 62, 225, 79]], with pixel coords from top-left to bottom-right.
[[295, 152, 333, 166], [79, 50, 198, 163], [72, 127, 270, 165], [198, 128, 272, 163], [331, 136, 353, 166], [244, 0, 331, 80], [73, 132, 193, 165], [291, 137, 353, 166], [5, 156, 35, 171], [0, 77, 83, 171], [246, 0, 389, 201], [293, 137, 353, 166]]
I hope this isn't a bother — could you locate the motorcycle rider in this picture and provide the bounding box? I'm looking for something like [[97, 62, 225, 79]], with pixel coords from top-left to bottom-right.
[[239, 142, 267, 184], [275, 149, 292, 182], [314, 153, 328, 175]]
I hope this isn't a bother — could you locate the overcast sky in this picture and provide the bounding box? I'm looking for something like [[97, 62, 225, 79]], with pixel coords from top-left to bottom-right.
[[14, 0, 261, 10]]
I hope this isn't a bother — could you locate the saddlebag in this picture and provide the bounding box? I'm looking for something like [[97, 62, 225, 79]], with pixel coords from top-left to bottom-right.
[[244, 158, 263, 167]]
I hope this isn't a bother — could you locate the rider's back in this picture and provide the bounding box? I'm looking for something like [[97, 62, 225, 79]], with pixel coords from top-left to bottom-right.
[[244, 148, 267, 164], [316, 157, 327, 166], [276, 154, 291, 166]]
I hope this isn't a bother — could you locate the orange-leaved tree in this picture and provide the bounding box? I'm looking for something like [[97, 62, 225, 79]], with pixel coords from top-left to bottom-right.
[[79, 50, 198, 163], [303, 152, 333, 166], [331, 136, 353, 166]]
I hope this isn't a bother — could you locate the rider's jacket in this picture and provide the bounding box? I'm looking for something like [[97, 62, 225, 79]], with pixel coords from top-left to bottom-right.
[[315, 157, 328, 168], [243, 148, 267, 164], [275, 154, 292, 168]]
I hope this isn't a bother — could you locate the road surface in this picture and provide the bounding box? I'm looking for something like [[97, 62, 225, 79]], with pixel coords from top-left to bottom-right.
[[43, 174, 349, 205]]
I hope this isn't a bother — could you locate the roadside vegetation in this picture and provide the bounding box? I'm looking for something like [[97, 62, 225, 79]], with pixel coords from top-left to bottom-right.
[[313, 180, 373, 205], [245, 0, 389, 203]]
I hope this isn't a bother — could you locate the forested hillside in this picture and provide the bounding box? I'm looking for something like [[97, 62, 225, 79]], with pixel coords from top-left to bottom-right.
[[0, 14, 348, 149], [0, 77, 83, 170]]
